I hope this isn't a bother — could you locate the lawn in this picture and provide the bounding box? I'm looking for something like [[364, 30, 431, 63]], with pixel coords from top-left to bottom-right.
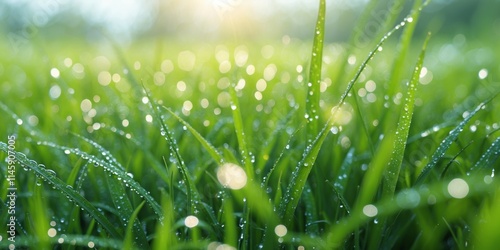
[[1, 0, 500, 249]]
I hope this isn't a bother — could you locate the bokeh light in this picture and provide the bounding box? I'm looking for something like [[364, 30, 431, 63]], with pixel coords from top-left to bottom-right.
[[217, 163, 248, 190]]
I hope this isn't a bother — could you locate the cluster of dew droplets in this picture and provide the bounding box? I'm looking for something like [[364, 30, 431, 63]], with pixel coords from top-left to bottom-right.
[[37, 141, 164, 219], [238, 198, 248, 243], [158, 121, 204, 217], [73, 133, 124, 169], [470, 137, 500, 173]]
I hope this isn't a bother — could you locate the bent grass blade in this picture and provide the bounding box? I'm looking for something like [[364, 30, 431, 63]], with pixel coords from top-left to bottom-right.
[[37, 141, 163, 220], [105, 174, 148, 248], [470, 137, 500, 172], [0, 142, 121, 239], [415, 101, 488, 185]]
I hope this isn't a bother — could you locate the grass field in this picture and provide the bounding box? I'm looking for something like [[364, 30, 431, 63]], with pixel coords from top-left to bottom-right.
[[1, 0, 500, 249]]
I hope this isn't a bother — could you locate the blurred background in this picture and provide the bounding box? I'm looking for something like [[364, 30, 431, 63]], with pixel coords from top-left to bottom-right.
[[0, 0, 498, 46]]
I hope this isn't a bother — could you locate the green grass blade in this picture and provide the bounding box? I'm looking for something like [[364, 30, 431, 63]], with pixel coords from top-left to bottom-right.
[[142, 86, 195, 214], [303, 183, 320, 236], [383, 33, 431, 198], [256, 109, 298, 175], [105, 174, 149, 249], [153, 194, 177, 249], [71, 132, 124, 170], [327, 180, 351, 214], [338, 1, 433, 112], [440, 141, 473, 179], [0, 142, 122, 239], [222, 195, 237, 248], [353, 133, 395, 212], [229, 85, 254, 181], [305, 0, 326, 142], [100, 124, 170, 183], [262, 124, 303, 188], [279, 121, 332, 225], [414, 101, 488, 185], [386, 0, 425, 98], [326, 174, 497, 248], [278, 0, 427, 227], [470, 137, 500, 171], [143, 85, 220, 232], [124, 201, 146, 250], [37, 141, 163, 220], [334, 148, 355, 196], [162, 106, 224, 165]]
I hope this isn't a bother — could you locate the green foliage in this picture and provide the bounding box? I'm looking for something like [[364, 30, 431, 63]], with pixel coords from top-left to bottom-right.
[[1, 0, 499, 249]]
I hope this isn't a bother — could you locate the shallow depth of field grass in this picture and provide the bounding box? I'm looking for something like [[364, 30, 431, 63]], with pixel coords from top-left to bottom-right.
[[1, 0, 500, 249]]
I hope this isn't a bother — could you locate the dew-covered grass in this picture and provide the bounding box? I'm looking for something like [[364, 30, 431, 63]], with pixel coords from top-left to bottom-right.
[[1, 0, 500, 249]]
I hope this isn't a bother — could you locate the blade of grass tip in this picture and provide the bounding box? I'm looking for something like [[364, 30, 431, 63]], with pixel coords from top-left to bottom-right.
[[383, 32, 431, 199], [337, 0, 431, 109], [0, 143, 122, 239], [338, 0, 405, 87], [229, 85, 254, 181], [162, 106, 224, 165], [371, 34, 430, 249], [414, 100, 490, 185], [124, 201, 146, 250], [333, 0, 377, 85], [470, 136, 500, 172], [305, 0, 325, 143], [105, 174, 149, 249], [278, 0, 421, 227], [386, 0, 425, 98]]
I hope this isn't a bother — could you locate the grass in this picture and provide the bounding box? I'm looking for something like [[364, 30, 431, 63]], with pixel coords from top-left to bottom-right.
[[1, 0, 500, 249]]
